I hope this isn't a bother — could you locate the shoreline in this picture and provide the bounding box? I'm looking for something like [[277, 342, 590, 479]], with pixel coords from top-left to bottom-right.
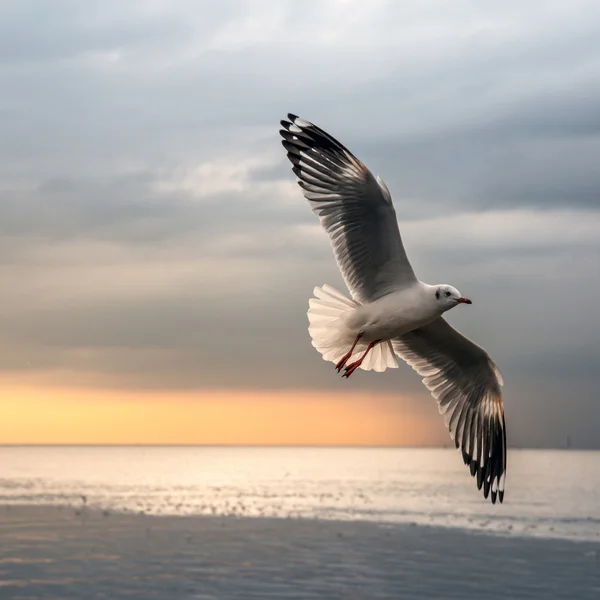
[[2, 499, 599, 544], [1, 505, 599, 599]]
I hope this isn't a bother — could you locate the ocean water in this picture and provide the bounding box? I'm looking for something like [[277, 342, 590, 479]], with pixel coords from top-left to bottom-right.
[[1, 446, 599, 542]]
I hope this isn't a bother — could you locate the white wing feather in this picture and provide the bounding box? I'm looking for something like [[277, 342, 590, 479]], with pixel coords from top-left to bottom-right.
[[393, 318, 507, 503], [280, 114, 417, 303]]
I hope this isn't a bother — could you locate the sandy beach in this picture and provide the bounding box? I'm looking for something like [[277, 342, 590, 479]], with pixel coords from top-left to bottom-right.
[[0, 505, 598, 599]]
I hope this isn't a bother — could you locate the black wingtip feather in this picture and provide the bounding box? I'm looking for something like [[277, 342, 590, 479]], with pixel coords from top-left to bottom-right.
[[448, 404, 505, 504], [462, 448, 470, 465], [279, 113, 357, 159]]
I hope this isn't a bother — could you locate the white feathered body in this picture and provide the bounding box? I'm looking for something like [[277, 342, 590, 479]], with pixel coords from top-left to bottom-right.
[[346, 283, 441, 341], [307, 282, 443, 373]]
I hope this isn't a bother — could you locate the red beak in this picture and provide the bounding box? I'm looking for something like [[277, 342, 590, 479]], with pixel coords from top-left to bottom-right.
[[457, 297, 472, 304]]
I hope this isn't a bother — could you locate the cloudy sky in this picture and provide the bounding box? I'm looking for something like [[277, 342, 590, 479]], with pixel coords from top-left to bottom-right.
[[1, 0, 599, 446]]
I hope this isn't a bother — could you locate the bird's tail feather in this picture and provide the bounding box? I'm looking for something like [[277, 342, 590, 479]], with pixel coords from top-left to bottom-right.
[[307, 284, 398, 372]]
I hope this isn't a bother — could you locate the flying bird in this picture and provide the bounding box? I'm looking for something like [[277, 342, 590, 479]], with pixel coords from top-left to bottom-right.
[[279, 114, 506, 504]]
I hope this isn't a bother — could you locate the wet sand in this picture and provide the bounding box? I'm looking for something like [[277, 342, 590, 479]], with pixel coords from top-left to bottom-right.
[[1, 505, 599, 599]]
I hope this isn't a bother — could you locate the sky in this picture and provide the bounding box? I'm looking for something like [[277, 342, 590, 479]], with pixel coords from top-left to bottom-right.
[[0, 0, 599, 447]]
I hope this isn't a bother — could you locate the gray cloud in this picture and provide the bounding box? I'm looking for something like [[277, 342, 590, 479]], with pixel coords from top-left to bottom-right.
[[0, 0, 599, 447]]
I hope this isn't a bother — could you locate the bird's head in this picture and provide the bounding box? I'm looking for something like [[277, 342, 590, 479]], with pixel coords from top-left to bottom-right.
[[434, 285, 472, 312]]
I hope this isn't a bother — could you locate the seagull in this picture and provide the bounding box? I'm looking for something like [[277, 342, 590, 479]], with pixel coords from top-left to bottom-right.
[[279, 114, 506, 504]]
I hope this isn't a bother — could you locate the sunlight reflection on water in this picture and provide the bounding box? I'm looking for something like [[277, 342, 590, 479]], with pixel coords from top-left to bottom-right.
[[1, 446, 599, 541]]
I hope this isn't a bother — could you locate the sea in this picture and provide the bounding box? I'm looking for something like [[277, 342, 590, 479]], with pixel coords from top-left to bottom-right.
[[1, 446, 599, 542]]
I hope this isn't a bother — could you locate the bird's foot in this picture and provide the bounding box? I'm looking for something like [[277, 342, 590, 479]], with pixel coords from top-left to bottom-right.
[[342, 361, 362, 378], [340, 339, 380, 378], [335, 352, 352, 372], [335, 334, 363, 372]]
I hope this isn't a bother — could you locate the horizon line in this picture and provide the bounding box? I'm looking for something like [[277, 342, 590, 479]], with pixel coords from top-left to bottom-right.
[[0, 443, 590, 450]]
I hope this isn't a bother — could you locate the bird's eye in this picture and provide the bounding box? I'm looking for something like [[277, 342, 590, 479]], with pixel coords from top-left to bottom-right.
[[445, 291, 451, 297]]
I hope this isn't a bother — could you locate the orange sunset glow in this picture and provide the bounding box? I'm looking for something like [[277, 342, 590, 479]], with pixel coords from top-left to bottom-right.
[[0, 386, 444, 446]]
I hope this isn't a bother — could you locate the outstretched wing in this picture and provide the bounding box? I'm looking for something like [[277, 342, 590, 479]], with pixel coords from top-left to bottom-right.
[[280, 114, 417, 303], [393, 318, 506, 503]]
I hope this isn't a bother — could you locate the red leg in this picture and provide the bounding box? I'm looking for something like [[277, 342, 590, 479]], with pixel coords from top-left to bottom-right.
[[342, 340, 381, 378], [335, 334, 362, 372]]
